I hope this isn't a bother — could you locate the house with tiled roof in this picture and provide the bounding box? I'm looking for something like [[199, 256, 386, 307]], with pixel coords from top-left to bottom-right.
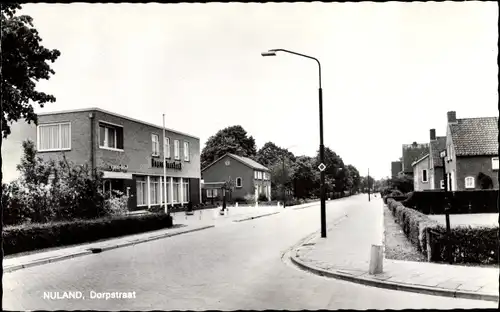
[[428, 129, 447, 190], [443, 111, 499, 191], [201, 153, 271, 203], [400, 142, 429, 179]]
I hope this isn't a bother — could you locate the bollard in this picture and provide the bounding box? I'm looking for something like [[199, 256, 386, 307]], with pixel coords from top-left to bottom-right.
[[369, 245, 383, 275], [236, 202, 239, 208], [255, 201, 259, 208]]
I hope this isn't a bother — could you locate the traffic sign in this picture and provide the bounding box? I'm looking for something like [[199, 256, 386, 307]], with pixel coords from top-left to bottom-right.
[[318, 163, 326, 172]]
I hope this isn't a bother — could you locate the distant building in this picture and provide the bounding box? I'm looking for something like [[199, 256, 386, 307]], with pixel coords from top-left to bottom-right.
[[201, 153, 271, 202], [391, 161, 402, 178], [443, 111, 498, 191], [401, 142, 429, 178]]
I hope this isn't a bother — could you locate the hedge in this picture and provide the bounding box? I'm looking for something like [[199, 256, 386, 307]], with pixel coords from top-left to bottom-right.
[[426, 225, 499, 265], [402, 190, 499, 214], [386, 198, 499, 265], [3, 213, 173, 256]]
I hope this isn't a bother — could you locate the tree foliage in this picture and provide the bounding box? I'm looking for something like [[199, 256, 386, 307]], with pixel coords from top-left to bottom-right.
[[1, 3, 61, 139], [200, 125, 257, 169], [255, 142, 295, 168]]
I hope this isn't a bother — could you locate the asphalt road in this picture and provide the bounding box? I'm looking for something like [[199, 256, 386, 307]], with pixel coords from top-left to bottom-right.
[[3, 195, 496, 310]]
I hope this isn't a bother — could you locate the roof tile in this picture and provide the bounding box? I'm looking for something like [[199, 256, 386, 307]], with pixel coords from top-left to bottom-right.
[[450, 117, 498, 156]]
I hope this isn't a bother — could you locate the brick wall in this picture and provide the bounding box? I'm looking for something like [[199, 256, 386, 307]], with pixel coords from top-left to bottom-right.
[[456, 156, 499, 190], [202, 155, 255, 199]]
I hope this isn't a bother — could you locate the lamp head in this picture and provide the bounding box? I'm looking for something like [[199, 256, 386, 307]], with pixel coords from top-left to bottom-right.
[[261, 51, 277, 57]]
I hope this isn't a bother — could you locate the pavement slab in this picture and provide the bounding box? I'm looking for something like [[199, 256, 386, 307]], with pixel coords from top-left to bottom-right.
[[290, 196, 499, 302]]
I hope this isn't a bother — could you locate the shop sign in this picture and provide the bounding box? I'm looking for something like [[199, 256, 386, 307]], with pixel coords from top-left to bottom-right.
[[102, 164, 128, 172], [151, 158, 182, 170]]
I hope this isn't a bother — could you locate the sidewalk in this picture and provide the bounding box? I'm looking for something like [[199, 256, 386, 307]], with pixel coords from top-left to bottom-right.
[[290, 197, 499, 302], [3, 202, 317, 273]]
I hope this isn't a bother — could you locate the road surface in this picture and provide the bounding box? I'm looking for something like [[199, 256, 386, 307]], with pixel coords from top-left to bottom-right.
[[3, 195, 496, 310]]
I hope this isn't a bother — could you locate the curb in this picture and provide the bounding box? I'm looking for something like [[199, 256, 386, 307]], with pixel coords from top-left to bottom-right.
[[292, 202, 320, 210], [233, 211, 281, 222], [3, 225, 215, 273], [290, 254, 499, 303]]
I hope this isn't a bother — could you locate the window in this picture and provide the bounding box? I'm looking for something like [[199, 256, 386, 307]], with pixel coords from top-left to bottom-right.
[[236, 177, 242, 188], [257, 171, 262, 180], [99, 122, 123, 150], [421, 169, 428, 182], [440, 180, 445, 190], [184, 141, 190, 161], [492, 157, 499, 170], [207, 189, 218, 198], [254, 171, 258, 179], [164, 137, 170, 158], [37, 122, 71, 151], [150, 177, 160, 205], [136, 177, 147, 206], [173, 178, 180, 203], [465, 176, 475, 189], [152, 134, 159, 156], [160, 178, 170, 204], [174, 140, 180, 160], [183, 180, 189, 203]]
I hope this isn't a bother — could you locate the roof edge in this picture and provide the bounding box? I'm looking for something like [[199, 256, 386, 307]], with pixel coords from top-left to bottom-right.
[[411, 153, 430, 167], [37, 107, 200, 140]]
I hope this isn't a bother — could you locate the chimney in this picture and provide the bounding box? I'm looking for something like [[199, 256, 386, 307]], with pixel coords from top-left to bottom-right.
[[430, 129, 436, 141], [447, 111, 457, 123]]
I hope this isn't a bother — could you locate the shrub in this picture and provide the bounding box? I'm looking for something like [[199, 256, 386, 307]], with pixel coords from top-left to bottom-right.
[[426, 225, 499, 265], [3, 213, 173, 255], [244, 193, 256, 204], [386, 198, 440, 256]]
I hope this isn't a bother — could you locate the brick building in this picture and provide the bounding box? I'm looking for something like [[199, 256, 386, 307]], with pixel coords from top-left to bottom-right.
[[201, 153, 271, 203], [443, 111, 499, 191], [2, 108, 201, 211]]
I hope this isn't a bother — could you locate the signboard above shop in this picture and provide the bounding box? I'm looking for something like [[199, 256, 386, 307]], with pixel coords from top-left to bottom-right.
[[151, 158, 182, 170], [101, 164, 128, 172]]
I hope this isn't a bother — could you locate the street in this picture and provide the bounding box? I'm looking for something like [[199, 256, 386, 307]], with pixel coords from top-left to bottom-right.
[[3, 195, 496, 310]]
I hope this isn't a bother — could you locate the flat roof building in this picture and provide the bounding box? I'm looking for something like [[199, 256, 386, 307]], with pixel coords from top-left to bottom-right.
[[2, 107, 201, 211]]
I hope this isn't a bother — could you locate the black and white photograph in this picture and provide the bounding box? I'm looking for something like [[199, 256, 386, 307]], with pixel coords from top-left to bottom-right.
[[1, 1, 498, 310]]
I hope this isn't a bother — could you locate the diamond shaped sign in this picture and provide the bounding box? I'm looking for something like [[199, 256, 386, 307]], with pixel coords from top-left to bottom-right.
[[318, 163, 326, 172]]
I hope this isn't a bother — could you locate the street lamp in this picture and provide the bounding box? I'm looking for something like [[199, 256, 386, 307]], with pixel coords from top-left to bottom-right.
[[262, 48, 327, 238]]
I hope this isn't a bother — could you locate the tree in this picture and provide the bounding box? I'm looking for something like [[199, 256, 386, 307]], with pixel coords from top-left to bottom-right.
[[1, 4, 61, 139], [344, 164, 361, 195], [291, 156, 318, 198], [200, 125, 257, 169], [389, 174, 413, 193], [255, 142, 295, 168], [316, 147, 345, 195]]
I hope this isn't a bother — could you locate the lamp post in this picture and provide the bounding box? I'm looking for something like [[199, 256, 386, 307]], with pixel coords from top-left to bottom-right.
[[440, 150, 452, 264], [262, 49, 327, 238]]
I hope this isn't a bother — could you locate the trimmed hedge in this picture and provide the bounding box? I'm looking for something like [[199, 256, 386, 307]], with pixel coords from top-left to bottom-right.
[[402, 190, 499, 214], [387, 198, 439, 257], [426, 225, 499, 264], [3, 213, 173, 256], [387, 198, 499, 265]]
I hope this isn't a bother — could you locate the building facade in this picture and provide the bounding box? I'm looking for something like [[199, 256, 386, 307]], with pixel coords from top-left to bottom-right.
[[443, 111, 499, 191], [428, 129, 446, 190], [201, 153, 271, 202], [412, 154, 431, 191], [2, 108, 201, 210]]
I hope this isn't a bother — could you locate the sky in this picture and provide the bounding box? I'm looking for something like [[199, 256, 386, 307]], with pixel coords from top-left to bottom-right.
[[18, 2, 499, 180]]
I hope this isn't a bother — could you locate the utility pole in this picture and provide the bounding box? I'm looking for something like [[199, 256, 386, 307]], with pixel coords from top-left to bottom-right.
[[368, 168, 371, 202]]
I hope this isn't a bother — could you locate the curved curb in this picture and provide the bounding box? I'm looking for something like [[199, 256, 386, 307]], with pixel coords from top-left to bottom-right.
[[290, 254, 499, 303], [233, 211, 281, 222], [4, 225, 215, 273]]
